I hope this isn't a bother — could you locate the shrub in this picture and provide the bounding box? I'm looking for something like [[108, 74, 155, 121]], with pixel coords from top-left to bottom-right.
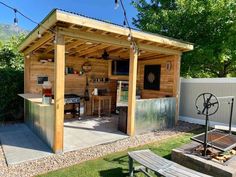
[[0, 68, 24, 122]]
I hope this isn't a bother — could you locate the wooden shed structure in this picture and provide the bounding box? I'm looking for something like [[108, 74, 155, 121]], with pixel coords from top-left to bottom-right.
[[19, 9, 193, 153]]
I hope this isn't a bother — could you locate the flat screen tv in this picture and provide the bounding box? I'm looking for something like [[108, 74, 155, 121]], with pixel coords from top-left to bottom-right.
[[112, 60, 129, 75]]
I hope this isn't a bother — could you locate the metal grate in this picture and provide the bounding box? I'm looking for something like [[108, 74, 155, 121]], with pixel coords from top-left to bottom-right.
[[191, 129, 236, 152]]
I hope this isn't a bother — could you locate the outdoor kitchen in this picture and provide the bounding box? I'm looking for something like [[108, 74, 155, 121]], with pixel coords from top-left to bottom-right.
[[17, 9, 193, 153]]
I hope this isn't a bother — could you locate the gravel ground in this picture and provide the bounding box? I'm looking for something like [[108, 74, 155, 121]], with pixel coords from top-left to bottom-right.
[[0, 121, 201, 177]]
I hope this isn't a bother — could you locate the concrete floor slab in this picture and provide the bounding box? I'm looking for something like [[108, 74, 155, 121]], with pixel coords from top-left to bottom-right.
[[64, 116, 128, 152], [0, 124, 52, 165]]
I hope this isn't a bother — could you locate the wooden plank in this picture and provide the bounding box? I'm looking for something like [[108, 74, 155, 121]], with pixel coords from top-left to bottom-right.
[[23, 33, 53, 54], [19, 10, 57, 51], [53, 32, 65, 153], [127, 48, 138, 136], [138, 56, 175, 99], [24, 56, 30, 93], [58, 27, 182, 56], [56, 10, 193, 51], [129, 150, 212, 177], [78, 44, 109, 57], [173, 55, 181, 125]]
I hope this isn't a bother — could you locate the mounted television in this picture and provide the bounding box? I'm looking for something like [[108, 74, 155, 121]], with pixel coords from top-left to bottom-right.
[[112, 60, 129, 75]]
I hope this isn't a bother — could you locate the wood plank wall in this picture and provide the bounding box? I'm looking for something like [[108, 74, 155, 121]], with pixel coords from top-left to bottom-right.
[[27, 55, 54, 93], [137, 56, 176, 99], [26, 55, 177, 114], [65, 57, 117, 114], [27, 55, 117, 115]]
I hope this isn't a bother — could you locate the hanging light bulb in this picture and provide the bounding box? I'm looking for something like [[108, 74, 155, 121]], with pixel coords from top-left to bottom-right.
[[115, 0, 119, 9], [130, 42, 134, 49], [13, 9, 18, 26], [37, 30, 42, 38], [127, 33, 132, 41], [53, 35, 57, 44], [123, 20, 126, 27]]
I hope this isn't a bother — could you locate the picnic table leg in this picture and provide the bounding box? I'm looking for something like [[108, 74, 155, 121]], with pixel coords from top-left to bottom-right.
[[129, 156, 134, 177]]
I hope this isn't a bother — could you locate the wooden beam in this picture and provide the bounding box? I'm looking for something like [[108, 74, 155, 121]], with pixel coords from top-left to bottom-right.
[[53, 32, 65, 153], [127, 48, 138, 136], [66, 40, 85, 51], [58, 28, 182, 56], [19, 10, 57, 51], [77, 44, 109, 57], [173, 55, 181, 125], [23, 33, 53, 54], [56, 10, 193, 51], [24, 56, 30, 93]]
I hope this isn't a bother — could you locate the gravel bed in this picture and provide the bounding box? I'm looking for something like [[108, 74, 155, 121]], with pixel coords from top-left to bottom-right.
[[0, 121, 201, 177]]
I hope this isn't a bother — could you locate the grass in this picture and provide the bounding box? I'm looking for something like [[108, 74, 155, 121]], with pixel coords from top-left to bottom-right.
[[38, 128, 203, 177]]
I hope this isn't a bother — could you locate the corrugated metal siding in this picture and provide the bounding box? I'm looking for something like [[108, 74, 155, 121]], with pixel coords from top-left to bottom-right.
[[135, 97, 176, 134], [180, 78, 236, 125]]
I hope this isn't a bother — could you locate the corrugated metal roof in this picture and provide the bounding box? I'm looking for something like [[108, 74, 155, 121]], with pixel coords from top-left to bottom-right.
[[19, 8, 194, 51], [56, 8, 193, 45]]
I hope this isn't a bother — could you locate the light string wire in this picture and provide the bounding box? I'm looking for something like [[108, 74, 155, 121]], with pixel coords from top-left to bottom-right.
[[0, 1, 138, 53], [116, 0, 139, 53], [0, 1, 56, 34]]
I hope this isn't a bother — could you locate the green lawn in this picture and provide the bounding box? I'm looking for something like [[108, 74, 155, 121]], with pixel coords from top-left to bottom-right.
[[38, 129, 203, 177]]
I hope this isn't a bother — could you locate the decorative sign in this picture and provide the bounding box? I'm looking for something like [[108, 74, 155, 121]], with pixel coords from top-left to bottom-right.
[[82, 62, 92, 73], [37, 76, 48, 85], [144, 65, 161, 90]]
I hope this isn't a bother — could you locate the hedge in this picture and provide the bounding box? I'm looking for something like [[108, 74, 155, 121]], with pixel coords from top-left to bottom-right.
[[0, 68, 24, 122]]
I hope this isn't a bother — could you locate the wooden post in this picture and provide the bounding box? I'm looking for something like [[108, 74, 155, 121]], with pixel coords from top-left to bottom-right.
[[127, 48, 138, 136], [24, 55, 30, 93], [53, 32, 65, 153], [173, 55, 181, 125]]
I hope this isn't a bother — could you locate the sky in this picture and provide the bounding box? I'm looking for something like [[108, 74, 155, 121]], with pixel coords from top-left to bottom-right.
[[0, 0, 138, 31]]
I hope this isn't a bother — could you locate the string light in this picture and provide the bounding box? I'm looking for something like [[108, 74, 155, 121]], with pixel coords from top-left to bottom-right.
[[127, 34, 131, 41], [53, 36, 57, 44], [13, 9, 18, 26], [0, 1, 56, 34], [115, 0, 119, 9], [115, 0, 139, 54], [123, 20, 126, 27], [37, 30, 42, 38]]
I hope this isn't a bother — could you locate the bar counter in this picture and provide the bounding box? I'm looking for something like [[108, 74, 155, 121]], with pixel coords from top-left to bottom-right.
[[19, 93, 55, 150]]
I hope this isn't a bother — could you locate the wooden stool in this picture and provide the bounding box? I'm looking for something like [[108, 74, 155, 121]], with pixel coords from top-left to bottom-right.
[[92, 95, 111, 117]]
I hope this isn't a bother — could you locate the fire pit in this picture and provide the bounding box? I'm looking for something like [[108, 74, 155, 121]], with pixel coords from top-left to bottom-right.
[[172, 141, 236, 177], [172, 93, 236, 177]]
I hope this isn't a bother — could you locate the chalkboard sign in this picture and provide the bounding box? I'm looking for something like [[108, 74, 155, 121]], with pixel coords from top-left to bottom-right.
[[37, 76, 48, 85]]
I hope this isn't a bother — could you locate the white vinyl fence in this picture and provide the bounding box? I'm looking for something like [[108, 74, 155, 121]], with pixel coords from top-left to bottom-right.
[[179, 78, 236, 129]]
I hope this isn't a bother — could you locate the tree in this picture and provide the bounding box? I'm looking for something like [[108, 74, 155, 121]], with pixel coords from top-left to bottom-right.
[[132, 0, 236, 77], [0, 34, 25, 70], [0, 34, 25, 122]]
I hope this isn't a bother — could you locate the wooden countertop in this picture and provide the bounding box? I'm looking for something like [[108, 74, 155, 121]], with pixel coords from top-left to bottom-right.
[[18, 93, 54, 106]]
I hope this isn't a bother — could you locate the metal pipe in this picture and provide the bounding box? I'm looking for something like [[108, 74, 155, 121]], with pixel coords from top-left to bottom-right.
[[229, 98, 234, 134], [203, 109, 209, 156], [216, 96, 235, 99]]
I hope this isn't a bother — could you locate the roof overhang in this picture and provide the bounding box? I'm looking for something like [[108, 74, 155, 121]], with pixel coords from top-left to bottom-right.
[[19, 9, 194, 55]]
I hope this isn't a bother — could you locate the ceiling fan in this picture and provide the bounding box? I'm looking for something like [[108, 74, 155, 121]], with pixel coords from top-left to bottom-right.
[[101, 50, 109, 60]]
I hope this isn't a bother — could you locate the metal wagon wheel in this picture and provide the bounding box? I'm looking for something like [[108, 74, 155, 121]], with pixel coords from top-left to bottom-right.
[[195, 93, 219, 116]]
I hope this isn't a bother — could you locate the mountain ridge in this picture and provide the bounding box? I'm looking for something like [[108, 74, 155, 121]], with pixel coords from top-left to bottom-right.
[[0, 23, 28, 41]]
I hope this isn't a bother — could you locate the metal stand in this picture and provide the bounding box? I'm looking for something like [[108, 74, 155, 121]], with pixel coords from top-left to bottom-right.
[[195, 93, 219, 156], [229, 98, 234, 134]]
